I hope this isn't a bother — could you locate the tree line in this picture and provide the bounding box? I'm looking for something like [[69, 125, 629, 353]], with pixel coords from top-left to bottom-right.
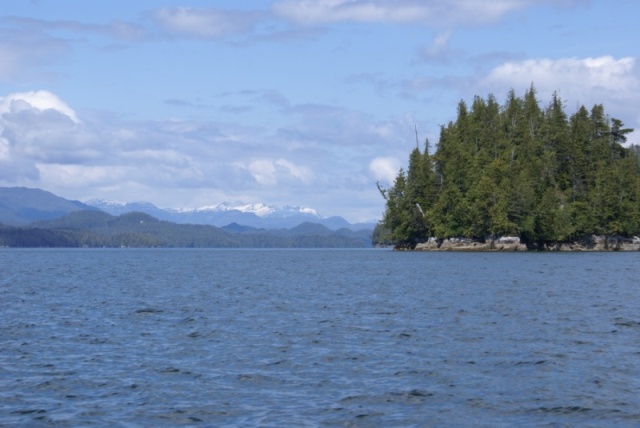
[[376, 86, 639, 248]]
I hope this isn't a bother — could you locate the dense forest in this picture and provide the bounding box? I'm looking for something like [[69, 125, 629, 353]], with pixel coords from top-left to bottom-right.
[[376, 86, 639, 248]]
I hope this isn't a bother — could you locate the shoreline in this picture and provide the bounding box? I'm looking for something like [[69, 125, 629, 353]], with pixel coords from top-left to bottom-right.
[[396, 235, 640, 252]]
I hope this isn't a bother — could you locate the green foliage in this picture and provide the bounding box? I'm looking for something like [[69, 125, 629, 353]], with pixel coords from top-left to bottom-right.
[[371, 223, 394, 246], [378, 87, 640, 246]]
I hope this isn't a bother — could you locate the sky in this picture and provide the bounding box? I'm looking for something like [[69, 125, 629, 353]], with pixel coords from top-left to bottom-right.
[[0, 0, 638, 222]]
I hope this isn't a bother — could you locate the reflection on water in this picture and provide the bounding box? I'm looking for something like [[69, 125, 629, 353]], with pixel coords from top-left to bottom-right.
[[1, 249, 639, 426]]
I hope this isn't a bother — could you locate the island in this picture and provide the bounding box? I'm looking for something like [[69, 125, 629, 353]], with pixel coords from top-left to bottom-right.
[[374, 86, 640, 251]]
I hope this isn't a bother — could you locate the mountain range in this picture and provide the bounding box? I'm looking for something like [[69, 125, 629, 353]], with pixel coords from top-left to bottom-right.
[[0, 186, 374, 231], [0, 187, 375, 248], [85, 199, 375, 231]]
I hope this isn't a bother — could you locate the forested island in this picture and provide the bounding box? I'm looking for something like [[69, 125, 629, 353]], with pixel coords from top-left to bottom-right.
[[374, 86, 640, 251]]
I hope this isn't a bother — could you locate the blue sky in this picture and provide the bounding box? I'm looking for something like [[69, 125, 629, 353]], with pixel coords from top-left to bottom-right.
[[0, 0, 638, 222]]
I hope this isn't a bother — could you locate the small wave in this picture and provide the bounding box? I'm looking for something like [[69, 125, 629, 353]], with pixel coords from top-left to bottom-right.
[[11, 409, 47, 415], [514, 360, 547, 366], [340, 389, 435, 405], [613, 318, 640, 328], [536, 406, 592, 414], [134, 307, 164, 314]]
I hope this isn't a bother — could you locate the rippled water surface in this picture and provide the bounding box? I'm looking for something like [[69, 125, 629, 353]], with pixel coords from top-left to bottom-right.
[[1, 248, 639, 427]]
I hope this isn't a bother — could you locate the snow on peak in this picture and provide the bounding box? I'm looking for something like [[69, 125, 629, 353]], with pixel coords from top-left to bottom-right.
[[85, 198, 124, 207], [182, 201, 320, 218], [87, 198, 322, 219]]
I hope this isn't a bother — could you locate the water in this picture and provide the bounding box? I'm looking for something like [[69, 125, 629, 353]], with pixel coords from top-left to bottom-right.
[[1, 248, 639, 427]]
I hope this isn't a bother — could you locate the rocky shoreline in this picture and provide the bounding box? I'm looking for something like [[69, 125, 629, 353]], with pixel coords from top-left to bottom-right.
[[399, 235, 640, 252]]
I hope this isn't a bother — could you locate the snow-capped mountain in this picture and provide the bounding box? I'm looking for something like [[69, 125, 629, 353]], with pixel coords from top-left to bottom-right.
[[177, 202, 319, 218], [86, 199, 374, 231], [85, 199, 169, 218]]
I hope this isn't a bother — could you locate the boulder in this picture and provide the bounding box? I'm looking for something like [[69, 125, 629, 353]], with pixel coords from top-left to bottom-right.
[[490, 236, 528, 251], [414, 237, 440, 250]]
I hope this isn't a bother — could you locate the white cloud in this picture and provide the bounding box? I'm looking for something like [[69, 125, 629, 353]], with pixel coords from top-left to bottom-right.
[[272, 0, 431, 25], [368, 156, 401, 185], [152, 7, 258, 39], [247, 159, 277, 186], [480, 56, 640, 133], [0, 90, 80, 123], [242, 158, 313, 187], [0, 90, 98, 180], [271, 0, 571, 27], [275, 159, 313, 183], [483, 56, 638, 94]]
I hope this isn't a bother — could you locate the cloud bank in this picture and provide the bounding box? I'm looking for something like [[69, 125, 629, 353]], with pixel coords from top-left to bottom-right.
[[0, 90, 411, 221]]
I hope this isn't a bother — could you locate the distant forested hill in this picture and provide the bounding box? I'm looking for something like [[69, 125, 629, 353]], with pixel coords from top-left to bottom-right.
[[0, 210, 371, 248], [376, 86, 639, 248]]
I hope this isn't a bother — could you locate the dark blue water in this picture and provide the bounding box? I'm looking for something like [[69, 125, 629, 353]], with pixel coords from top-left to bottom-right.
[[1, 249, 639, 427]]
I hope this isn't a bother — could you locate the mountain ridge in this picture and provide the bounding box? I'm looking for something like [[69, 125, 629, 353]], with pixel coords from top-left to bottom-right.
[[0, 210, 372, 248], [0, 187, 98, 226], [0, 187, 375, 234], [85, 198, 375, 231]]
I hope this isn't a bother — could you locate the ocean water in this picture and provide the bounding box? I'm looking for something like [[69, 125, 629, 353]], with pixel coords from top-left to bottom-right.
[[1, 248, 639, 427]]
